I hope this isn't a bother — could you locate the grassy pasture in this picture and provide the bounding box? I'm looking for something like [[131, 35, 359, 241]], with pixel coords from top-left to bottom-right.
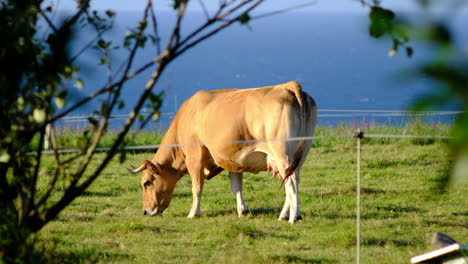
[[37, 124, 467, 263]]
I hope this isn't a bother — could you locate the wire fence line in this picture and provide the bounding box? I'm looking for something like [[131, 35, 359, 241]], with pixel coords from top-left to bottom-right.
[[56, 109, 462, 122]]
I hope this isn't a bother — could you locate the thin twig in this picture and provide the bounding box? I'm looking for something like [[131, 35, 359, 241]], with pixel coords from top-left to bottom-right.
[[148, 0, 162, 55], [250, 1, 318, 20], [198, 0, 210, 19], [217, 0, 257, 20], [176, 0, 264, 59], [47, 85, 113, 124], [177, 0, 258, 51], [70, 34, 101, 63], [39, 9, 58, 34]]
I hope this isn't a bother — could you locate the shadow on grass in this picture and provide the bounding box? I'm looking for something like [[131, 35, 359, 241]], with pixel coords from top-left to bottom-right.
[[270, 255, 338, 264], [82, 190, 115, 197], [52, 248, 132, 264], [452, 211, 468, 217], [128, 223, 177, 233], [422, 219, 468, 229], [249, 207, 279, 216], [222, 223, 296, 241], [374, 204, 423, 214], [56, 215, 95, 222], [198, 207, 279, 218], [365, 158, 436, 169], [308, 203, 423, 220], [362, 238, 424, 248], [318, 186, 395, 198], [35, 238, 133, 264]]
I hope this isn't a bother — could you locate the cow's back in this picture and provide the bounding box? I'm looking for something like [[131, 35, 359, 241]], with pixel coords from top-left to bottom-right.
[[174, 81, 316, 174]]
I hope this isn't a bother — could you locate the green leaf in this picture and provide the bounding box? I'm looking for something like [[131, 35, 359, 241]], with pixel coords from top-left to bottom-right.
[[106, 10, 115, 17], [429, 23, 451, 44], [75, 79, 84, 90], [55, 97, 66, 109], [148, 91, 164, 111], [369, 7, 395, 38], [137, 114, 145, 121], [17, 97, 25, 111], [173, 0, 187, 9], [118, 101, 125, 110], [0, 149, 11, 163], [98, 39, 109, 49], [33, 108, 47, 123], [138, 36, 147, 48], [153, 112, 160, 121], [410, 93, 453, 111], [138, 20, 147, 31], [88, 117, 99, 128], [395, 26, 410, 42], [451, 148, 468, 185], [406, 47, 413, 57], [239, 13, 250, 25]]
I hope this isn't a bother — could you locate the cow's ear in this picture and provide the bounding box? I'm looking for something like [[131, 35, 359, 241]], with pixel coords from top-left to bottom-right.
[[144, 160, 162, 175]]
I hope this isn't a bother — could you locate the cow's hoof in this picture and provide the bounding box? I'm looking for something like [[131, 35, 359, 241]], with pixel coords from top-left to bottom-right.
[[288, 215, 303, 224], [187, 213, 200, 219], [278, 215, 289, 221], [238, 209, 249, 217]]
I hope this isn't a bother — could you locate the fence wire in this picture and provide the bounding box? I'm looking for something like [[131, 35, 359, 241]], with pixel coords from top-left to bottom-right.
[[56, 110, 462, 122]]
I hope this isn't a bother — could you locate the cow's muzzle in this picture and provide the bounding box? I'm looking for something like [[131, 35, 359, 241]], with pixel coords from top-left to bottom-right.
[[143, 208, 162, 216]]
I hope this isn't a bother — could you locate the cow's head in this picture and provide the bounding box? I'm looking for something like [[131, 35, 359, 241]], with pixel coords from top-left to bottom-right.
[[127, 160, 177, 216]]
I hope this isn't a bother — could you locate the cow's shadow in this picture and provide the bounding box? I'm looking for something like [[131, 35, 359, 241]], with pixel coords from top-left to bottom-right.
[[248, 207, 279, 216], [204, 207, 279, 218]]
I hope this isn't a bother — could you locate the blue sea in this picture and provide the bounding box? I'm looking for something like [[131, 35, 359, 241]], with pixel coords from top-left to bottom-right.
[[60, 10, 467, 129]]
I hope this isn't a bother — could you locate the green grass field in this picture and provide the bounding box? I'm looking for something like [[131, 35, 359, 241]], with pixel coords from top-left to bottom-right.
[[37, 124, 467, 263]]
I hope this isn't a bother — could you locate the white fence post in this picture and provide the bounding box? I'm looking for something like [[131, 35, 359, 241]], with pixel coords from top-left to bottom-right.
[[355, 129, 363, 264], [44, 123, 56, 150], [44, 124, 52, 150]]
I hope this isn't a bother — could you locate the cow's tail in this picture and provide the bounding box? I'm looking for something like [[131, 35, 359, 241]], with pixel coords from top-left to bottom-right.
[[282, 81, 307, 186]]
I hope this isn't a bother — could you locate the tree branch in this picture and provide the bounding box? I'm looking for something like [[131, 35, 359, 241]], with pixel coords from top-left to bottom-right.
[[39, 9, 58, 34], [148, 0, 162, 55]]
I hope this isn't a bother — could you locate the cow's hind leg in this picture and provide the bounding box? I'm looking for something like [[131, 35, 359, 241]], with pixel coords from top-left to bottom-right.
[[278, 192, 290, 221], [269, 153, 302, 223], [278, 168, 301, 223], [285, 169, 301, 223], [229, 172, 249, 216]]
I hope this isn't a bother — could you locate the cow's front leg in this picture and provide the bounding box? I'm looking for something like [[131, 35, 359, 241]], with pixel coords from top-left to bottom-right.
[[229, 172, 249, 216], [188, 176, 204, 218]]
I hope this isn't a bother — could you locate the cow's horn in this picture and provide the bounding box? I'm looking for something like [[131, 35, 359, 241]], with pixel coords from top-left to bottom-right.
[[127, 163, 147, 174]]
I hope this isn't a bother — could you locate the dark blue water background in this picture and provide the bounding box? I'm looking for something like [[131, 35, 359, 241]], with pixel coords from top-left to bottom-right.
[[57, 10, 467, 130]]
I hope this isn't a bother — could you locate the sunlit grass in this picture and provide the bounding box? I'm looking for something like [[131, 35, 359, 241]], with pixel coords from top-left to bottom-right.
[[36, 124, 467, 263]]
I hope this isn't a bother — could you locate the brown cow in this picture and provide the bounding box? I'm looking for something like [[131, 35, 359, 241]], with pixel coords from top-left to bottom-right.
[[128, 81, 317, 223]]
